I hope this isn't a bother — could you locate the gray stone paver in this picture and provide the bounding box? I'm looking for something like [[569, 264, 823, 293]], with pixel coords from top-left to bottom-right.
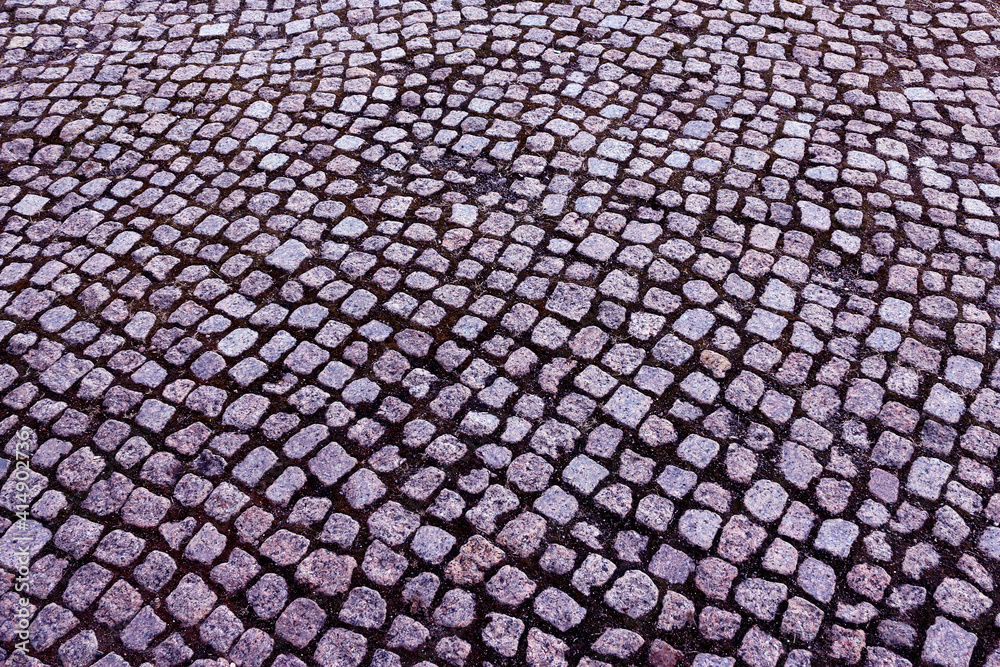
[[1, 0, 999, 664]]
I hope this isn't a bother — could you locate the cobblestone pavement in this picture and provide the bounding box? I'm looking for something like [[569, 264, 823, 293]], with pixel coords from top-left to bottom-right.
[[6, 0, 1000, 665]]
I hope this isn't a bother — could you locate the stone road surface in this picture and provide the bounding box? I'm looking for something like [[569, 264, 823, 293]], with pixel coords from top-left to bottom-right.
[[3, 0, 1000, 665]]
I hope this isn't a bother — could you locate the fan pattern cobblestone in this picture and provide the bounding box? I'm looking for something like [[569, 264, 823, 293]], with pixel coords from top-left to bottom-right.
[[2, 0, 1000, 665]]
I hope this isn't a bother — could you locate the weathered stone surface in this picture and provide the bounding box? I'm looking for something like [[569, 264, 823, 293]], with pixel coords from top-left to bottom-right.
[[3, 3, 993, 663]]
